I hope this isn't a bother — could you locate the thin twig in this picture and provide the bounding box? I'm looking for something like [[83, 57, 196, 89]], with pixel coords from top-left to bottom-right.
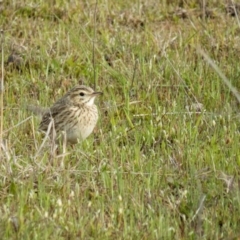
[[191, 194, 206, 222], [3, 116, 33, 134], [198, 47, 240, 103], [231, 0, 240, 28], [67, 169, 164, 175], [164, 56, 200, 105], [0, 30, 4, 158], [130, 58, 138, 92], [92, 0, 98, 90], [201, 0, 206, 21], [34, 119, 54, 160]]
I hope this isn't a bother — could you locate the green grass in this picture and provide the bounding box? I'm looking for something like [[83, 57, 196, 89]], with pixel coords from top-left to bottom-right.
[[1, 0, 240, 239]]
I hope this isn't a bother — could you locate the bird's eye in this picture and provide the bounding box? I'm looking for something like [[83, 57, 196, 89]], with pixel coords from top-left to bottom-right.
[[79, 92, 85, 97]]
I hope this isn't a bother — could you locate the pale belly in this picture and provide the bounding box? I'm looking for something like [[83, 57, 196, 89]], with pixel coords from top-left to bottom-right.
[[64, 108, 98, 144], [66, 123, 96, 144]]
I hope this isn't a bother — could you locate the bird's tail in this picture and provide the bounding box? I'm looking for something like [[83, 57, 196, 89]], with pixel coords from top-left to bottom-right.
[[27, 105, 49, 117]]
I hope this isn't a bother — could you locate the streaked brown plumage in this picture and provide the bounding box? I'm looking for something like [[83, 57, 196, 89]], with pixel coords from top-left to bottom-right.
[[34, 85, 102, 144]]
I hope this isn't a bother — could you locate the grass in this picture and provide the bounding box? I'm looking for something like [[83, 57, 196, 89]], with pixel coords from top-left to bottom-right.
[[1, 0, 240, 239]]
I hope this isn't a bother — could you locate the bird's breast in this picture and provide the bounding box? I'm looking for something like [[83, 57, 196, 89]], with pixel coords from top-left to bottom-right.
[[65, 105, 98, 143]]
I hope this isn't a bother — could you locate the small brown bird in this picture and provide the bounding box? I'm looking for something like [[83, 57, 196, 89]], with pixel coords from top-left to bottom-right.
[[29, 85, 102, 144]]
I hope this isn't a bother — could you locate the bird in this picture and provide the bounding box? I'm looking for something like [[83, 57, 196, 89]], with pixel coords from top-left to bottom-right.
[[28, 85, 102, 144]]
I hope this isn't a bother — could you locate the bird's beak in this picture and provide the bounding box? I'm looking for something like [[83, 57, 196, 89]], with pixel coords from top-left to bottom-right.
[[92, 91, 103, 96]]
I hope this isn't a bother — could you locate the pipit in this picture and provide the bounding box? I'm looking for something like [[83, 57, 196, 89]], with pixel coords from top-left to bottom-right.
[[29, 85, 102, 144]]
